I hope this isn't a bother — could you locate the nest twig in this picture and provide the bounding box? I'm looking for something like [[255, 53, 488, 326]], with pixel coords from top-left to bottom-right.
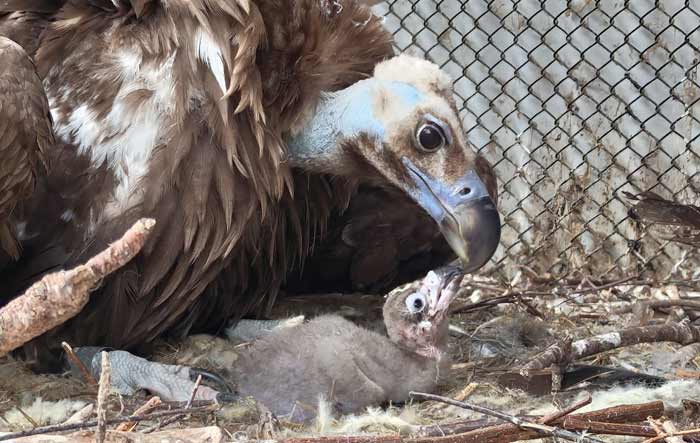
[[0, 218, 155, 356]]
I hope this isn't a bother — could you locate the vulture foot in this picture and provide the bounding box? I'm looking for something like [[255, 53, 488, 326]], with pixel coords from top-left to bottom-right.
[[69, 347, 236, 403]]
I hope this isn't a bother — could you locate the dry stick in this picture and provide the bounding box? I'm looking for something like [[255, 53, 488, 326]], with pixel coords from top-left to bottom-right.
[[536, 392, 591, 424], [640, 427, 700, 443], [419, 394, 593, 440], [576, 401, 664, 423], [410, 418, 502, 438], [676, 368, 700, 379], [0, 218, 156, 356], [0, 404, 218, 442], [409, 391, 604, 443], [413, 401, 664, 443], [411, 395, 590, 439], [141, 374, 202, 433], [562, 417, 657, 437], [282, 437, 403, 443], [278, 401, 665, 443], [62, 404, 94, 426], [115, 397, 162, 432], [15, 408, 38, 428], [95, 351, 110, 443], [642, 428, 700, 443], [62, 342, 98, 386], [660, 420, 685, 443], [524, 322, 700, 370]]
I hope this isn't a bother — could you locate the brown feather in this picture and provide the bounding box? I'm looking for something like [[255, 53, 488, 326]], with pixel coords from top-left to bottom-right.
[[0, 37, 51, 260], [1, 0, 491, 366]]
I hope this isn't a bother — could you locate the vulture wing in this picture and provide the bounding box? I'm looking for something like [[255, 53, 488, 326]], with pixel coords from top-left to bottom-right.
[[0, 37, 51, 260], [4, 0, 394, 360]]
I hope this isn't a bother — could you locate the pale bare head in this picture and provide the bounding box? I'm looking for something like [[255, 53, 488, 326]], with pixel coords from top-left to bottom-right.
[[383, 265, 463, 359]]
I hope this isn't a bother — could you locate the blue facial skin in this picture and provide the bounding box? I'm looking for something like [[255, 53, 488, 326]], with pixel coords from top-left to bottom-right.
[[286, 77, 501, 273], [286, 79, 424, 164]]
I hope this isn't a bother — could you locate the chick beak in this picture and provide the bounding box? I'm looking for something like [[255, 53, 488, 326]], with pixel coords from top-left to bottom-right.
[[423, 265, 464, 323], [402, 158, 501, 273]]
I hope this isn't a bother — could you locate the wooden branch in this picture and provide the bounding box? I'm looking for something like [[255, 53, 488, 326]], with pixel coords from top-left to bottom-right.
[[409, 392, 603, 443], [536, 393, 591, 424], [408, 400, 665, 443], [524, 322, 700, 370], [407, 393, 589, 442], [0, 218, 155, 356], [25, 400, 654, 443], [0, 426, 225, 443], [562, 417, 656, 437], [575, 401, 664, 423], [96, 351, 110, 443], [0, 404, 218, 442], [62, 342, 98, 386], [660, 420, 686, 443], [115, 397, 161, 432], [62, 404, 94, 425], [641, 427, 700, 443]]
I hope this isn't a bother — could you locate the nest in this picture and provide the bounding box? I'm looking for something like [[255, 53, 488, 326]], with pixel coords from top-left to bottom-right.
[[1, 224, 700, 442]]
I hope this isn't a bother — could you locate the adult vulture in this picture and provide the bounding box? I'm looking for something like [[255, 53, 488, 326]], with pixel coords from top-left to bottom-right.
[[0, 0, 501, 368]]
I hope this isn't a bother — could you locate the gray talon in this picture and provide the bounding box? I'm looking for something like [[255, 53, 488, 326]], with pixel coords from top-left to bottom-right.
[[215, 392, 240, 404], [190, 367, 234, 394]]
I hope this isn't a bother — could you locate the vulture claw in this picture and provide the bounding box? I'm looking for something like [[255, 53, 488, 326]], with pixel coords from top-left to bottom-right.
[[189, 367, 235, 394]]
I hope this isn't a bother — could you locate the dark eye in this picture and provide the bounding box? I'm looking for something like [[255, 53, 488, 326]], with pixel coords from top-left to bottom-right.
[[416, 122, 446, 152], [405, 292, 426, 314]]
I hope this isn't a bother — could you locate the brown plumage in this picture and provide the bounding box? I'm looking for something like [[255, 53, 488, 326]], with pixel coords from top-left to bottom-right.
[[627, 191, 700, 245], [0, 37, 51, 262], [0, 0, 500, 366]]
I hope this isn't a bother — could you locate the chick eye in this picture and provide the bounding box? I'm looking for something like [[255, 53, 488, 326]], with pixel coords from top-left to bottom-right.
[[416, 122, 446, 152], [405, 292, 427, 314]]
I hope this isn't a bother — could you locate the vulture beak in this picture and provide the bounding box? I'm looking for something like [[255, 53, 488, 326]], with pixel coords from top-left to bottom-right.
[[402, 158, 501, 273], [423, 265, 464, 323]]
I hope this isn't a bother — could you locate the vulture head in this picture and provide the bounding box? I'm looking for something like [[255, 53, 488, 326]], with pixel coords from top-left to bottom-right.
[[287, 54, 501, 273], [383, 265, 463, 359]]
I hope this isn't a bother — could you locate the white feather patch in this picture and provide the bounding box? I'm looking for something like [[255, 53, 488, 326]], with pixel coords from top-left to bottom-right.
[[194, 29, 227, 96], [48, 48, 178, 230]]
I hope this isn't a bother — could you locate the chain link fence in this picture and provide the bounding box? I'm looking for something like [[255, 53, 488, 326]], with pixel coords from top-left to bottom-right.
[[373, 0, 700, 280]]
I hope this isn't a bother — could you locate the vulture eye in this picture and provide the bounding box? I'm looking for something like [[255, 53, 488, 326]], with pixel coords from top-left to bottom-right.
[[416, 122, 446, 152], [405, 292, 427, 314]]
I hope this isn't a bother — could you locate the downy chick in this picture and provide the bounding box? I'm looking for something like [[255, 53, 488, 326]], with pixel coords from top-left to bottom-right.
[[68, 267, 463, 422], [230, 266, 463, 422]]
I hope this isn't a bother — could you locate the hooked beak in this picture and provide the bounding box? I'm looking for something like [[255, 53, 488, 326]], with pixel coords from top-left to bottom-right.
[[402, 158, 501, 273], [422, 265, 464, 322]]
